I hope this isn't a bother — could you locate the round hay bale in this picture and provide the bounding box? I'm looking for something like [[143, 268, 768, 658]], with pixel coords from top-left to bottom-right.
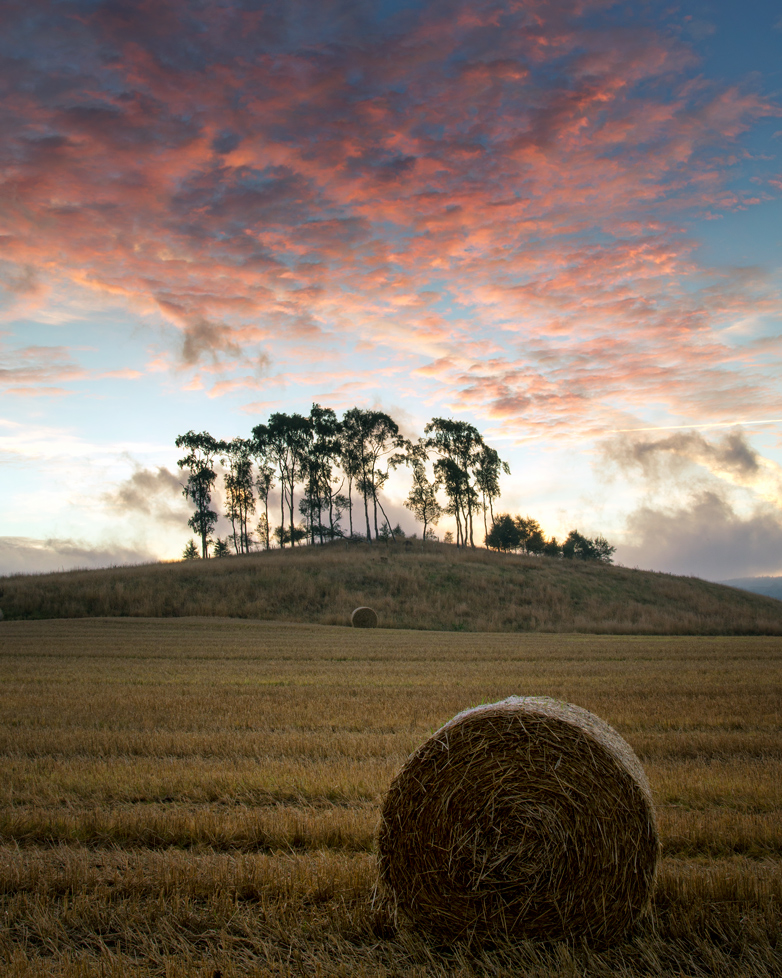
[[378, 696, 659, 944], [351, 606, 378, 628]]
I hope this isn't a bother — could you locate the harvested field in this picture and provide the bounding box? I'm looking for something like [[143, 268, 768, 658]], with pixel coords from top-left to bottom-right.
[[0, 618, 780, 976]]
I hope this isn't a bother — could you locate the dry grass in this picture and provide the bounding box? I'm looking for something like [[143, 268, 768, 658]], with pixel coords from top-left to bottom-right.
[[0, 618, 780, 976], [3, 539, 782, 634]]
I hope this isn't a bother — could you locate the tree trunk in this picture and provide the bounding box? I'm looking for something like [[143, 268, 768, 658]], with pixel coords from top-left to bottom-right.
[[230, 507, 238, 555], [363, 489, 372, 541], [361, 462, 372, 541], [264, 494, 270, 549], [287, 463, 296, 546], [280, 471, 286, 547], [375, 493, 396, 541]]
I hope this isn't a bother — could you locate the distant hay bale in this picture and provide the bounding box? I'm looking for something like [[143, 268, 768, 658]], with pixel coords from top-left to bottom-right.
[[351, 606, 378, 628], [378, 696, 659, 944]]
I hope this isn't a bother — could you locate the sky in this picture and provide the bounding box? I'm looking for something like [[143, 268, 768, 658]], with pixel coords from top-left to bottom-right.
[[1, 0, 781, 580]]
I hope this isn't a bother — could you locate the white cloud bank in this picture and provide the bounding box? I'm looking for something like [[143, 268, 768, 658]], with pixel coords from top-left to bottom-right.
[[604, 428, 782, 579], [615, 491, 782, 580], [0, 536, 156, 576]]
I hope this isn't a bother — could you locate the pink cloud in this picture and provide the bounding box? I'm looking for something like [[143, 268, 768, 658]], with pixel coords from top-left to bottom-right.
[[101, 369, 143, 380], [0, 0, 779, 428], [0, 344, 86, 395]]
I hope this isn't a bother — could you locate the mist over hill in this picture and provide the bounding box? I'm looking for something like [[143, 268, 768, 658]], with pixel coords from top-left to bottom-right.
[[720, 577, 782, 602], [2, 541, 782, 635]]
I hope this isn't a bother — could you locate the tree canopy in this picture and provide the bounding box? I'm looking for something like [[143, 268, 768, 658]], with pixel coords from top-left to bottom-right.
[[486, 514, 615, 563], [174, 405, 613, 563]]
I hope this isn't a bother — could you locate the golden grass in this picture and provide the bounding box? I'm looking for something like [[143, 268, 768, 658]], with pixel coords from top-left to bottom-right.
[[3, 539, 782, 633], [0, 618, 780, 975]]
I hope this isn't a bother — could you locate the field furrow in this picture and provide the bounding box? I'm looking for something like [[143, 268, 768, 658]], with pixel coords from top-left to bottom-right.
[[1, 619, 780, 976]]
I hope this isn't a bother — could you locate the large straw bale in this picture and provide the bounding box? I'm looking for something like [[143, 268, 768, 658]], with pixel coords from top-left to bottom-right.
[[351, 606, 378, 628], [378, 696, 659, 943]]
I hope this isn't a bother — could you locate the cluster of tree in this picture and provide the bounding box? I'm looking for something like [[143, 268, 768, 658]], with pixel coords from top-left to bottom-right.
[[176, 406, 509, 558], [485, 514, 615, 563]]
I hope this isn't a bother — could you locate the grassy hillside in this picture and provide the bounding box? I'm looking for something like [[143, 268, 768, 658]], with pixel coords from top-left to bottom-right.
[[2, 540, 781, 634]]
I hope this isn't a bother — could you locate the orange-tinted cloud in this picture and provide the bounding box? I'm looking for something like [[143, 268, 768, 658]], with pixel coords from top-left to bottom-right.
[[0, 343, 86, 396], [1, 0, 779, 430]]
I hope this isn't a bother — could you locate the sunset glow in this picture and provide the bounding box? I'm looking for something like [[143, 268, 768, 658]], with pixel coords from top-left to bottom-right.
[[2, 0, 781, 579]]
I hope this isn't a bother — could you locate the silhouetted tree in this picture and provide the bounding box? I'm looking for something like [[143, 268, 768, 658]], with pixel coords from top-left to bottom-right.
[[342, 408, 405, 541], [176, 430, 220, 558], [176, 406, 512, 554], [403, 440, 443, 544], [514, 516, 543, 555], [561, 530, 615, 563], [486, 514, 521, 552], [543, 536, 562, 558], [425, 419, 504, 548], [249, 435, 275, 551], [222, 437, 255, 554], [526, 525, 546, 555], [274, 524, 307, 547], [253, 413, 312, 547], [592, 535, 616, 563], [301, 404, 344, 543], [182, 539, 200, 560], [435, 456, 472, 547], [213, 538, 231, 558], [338, 417, 361, 538], [475, 445, 510, 543], [256, 513, 270, 550]]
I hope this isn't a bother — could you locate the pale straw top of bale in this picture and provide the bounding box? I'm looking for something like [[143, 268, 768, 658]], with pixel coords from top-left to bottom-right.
[[442, 695, 653, 806]]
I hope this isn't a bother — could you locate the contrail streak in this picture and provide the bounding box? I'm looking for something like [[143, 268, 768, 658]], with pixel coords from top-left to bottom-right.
[[611, 419, 782, 433]]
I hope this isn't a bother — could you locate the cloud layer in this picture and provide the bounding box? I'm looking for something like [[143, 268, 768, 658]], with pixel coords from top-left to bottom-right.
[[616, 491, 782, 580], [603, 428, 782, 577], [2, 0, 780, 432], [103, 465, 191, 525], [0, 536, 155, 576]]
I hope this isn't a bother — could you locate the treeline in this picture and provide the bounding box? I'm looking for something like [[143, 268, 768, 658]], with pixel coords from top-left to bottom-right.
[[175, 403, 614, 564], [485, 515, 615, 563], [176, 405, 509, 557]]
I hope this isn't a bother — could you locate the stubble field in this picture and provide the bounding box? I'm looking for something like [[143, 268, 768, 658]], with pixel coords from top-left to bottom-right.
[[0, 618, 780, 977]]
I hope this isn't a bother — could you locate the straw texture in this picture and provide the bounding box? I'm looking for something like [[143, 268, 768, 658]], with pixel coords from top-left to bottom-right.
[[378, 696, 659, 943], [351, 606, 378, 628]]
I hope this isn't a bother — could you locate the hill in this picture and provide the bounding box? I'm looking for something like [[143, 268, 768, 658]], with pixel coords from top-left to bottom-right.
[[2, 540, 782, 634]]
